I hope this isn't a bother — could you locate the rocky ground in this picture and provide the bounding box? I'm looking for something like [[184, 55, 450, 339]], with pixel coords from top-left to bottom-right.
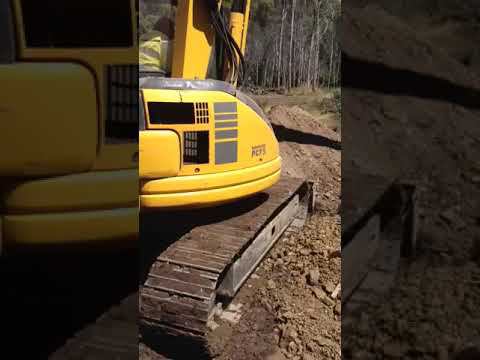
[[207, 214, 341, 360], [343, 4, 480, 359], [202, 94, 342, 360]]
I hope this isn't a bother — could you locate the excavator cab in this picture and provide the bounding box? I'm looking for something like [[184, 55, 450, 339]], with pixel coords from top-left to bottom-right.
[[139, 0, 282, 209], [139, 0, 176, 74]]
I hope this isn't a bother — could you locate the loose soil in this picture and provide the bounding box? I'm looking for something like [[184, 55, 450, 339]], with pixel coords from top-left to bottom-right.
[[205, 98, 341, 360], [342, 4, 480, 359], [139, 91, 342, 360]]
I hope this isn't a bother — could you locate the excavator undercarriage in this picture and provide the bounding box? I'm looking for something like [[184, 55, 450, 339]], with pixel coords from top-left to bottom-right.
[[140, 177, 315, 345], [48, 178, 314, 358]]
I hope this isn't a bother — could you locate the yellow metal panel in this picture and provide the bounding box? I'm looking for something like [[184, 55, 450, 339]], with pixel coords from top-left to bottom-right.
[[92, 143, 138, 171], [240, 0, 252, 55], [142, 89, 279, 177], [2, 170, 137, 213], [226, 12, 245, 83], [0, 63, 97, 176], [13, 0, 138, 170], [141, 157, 281, 194], [140, 169, 281, 209], [171, 0, 215, 79], [229, 13, 245, 51], [3, 208, 138, 246], [142, 88, 182, 106], [140, 130, 181, 179], [140, 78, 282, 210]]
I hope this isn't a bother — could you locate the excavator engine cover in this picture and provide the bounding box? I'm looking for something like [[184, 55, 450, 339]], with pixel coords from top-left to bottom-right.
[[139, 78, 282, 209]]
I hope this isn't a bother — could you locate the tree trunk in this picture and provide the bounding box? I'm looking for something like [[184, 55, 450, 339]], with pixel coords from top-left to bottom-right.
[[307, 1, 320, 89], [278, 2, 286, 88], [288, 0, 296, 90], [328, 30, 334, 88]]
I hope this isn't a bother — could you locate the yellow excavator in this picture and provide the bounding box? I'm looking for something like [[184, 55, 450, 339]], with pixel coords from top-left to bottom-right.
[[138, 1, 417, 354], [1, 0, 309, 354], [139, 0, 314, 349], [0, 0, 282, 250], [139, 0, 282, 209], [0, 0, 138, 254]]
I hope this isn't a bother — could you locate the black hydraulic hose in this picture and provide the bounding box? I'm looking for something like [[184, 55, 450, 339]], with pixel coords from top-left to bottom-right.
[[203, 0, 246, 83]]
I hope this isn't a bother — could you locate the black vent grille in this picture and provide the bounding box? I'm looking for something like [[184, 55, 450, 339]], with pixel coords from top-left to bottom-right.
[[105, 64, 138, 140], [195, 102, 209, 124], [148, 102, 195, 124], [184, 131, 209, 164]]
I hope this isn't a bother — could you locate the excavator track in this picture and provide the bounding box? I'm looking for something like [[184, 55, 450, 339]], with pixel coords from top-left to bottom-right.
[[140, 177, 313, 347], [49, 294, 138, 360], [342, 172, 418, 313]]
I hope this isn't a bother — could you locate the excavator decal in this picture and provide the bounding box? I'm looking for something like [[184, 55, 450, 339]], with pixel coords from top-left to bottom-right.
[[251, 144, 266, 157]]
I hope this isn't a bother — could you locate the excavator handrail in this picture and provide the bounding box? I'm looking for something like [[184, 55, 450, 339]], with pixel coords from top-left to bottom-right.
[[139, 76, 272, 128], [139, 76, 236, 95]]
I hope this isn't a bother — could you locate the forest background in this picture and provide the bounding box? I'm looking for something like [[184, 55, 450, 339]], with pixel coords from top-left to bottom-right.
[[139, 0, 341, 92]]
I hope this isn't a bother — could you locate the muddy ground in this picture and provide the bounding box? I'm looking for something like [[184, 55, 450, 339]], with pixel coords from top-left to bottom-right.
[[139, 92, 342, 360]]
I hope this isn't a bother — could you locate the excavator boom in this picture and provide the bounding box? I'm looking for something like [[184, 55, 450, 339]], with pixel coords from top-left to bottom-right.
[[171, 0, 251, 83]]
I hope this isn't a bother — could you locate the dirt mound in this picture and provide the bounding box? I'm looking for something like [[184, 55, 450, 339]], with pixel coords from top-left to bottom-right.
[[208, 215, 341, 360], [315, 97, 338, 115], [258, 215, 341, 360], [268, 105, 341, 215], [343, 5, 480, 359], [342, 6, 480, 88], [343, 4, 480, 181], [349, 0, 480, 75]]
